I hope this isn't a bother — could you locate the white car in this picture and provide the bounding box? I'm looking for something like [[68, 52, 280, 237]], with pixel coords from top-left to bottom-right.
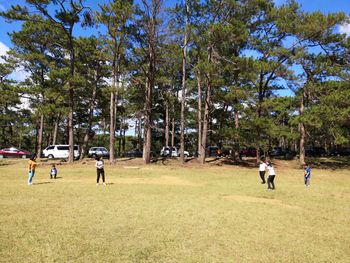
[[160, 146, 189, 157], [43, 145, 80, 159]]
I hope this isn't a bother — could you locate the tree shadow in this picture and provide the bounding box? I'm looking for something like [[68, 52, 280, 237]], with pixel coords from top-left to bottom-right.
[[307, 157, 350, 170], [206, 157, 220, 163], [117, 157, 134, 162], [221, 158, 257, 168]]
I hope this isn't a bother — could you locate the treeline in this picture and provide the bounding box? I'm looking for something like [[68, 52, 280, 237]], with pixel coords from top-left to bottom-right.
[[0, 0, 349, 164]]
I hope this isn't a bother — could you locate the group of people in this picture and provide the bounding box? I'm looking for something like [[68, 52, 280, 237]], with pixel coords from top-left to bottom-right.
[[27, 155, 312, 189], [259, 158, 311, 190], [27, 156, 106, 186]]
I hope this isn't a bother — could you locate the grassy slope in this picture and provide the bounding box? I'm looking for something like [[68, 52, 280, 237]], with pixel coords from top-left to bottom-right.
[[0, 159, 349, 263]]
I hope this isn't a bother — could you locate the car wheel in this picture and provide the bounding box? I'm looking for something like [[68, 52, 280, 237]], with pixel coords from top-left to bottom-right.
[[48, 154, 54, 159], [22, 155, 27, 159], [92, 154, 97, 159]]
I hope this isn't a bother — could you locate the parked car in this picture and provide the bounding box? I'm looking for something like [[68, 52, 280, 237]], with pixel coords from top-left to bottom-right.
[[239, 147, 259, 157], [160, 146, 189, 157], [305, 147, 326, 157], [125, 148, 143, 158], [269, 147, 296, 159], [206, 146, 228, 157], [43, 145, 80, 159], [0, 147, 32, 158], [330, 147, 350, 157], [88, 147, 109, 159]]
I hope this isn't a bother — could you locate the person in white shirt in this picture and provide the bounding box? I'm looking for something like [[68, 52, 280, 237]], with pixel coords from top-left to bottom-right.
[[266, 161, 276, 190], [95, 156, 106, 186], [258, 159, 267, 184]]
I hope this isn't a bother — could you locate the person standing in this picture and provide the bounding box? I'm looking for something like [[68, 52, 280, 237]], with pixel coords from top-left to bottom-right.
[[50, 164, 57, 179], [304, 163, 311, 188], [259, 159, 267, 184], [95, 156, 106, 186], [28, 156, 37, 185], [266, 161, 276, 191]]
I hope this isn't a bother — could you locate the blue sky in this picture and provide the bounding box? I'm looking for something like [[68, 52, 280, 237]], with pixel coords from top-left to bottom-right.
[[0, 0, 349, 48], [1, 0, 349, 51]]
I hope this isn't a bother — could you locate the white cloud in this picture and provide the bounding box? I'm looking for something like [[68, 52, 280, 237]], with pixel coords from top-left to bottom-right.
[[339, 23, 350, 36], [0, 41, 29, 82], [0, 41, 9, 60], [0, 41, 31, 109]]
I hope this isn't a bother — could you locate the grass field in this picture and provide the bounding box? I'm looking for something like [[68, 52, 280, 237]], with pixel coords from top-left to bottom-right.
[[0, 158, 349, 263]]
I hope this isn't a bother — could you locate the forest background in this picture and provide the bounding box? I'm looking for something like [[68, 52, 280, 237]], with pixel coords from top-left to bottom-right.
[[1, 0, 350, 165]]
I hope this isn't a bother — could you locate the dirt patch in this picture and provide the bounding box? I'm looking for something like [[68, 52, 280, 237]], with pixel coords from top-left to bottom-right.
[[112, 176, 202, 187], [223, 195, 301, 210]]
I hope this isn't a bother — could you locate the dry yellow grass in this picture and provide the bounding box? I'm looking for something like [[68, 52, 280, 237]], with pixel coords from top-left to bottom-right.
[[0, 158, 349, 263]]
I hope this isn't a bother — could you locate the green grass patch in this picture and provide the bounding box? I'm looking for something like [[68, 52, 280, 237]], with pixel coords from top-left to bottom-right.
[[0, 160, 349, 262]]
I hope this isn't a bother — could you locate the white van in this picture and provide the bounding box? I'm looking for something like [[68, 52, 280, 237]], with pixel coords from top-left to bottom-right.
[[43, 145, 80, 159]]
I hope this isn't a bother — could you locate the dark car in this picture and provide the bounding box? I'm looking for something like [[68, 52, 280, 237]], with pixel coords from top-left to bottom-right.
[[0, 147, 32, 158], [88, 147, 109, 158], [206, 146, 220, 157], [125, 148, 143, 158], [239, 147, 259, 157], [269, 147, 296, 159], [305, 147, 326, 157], [330, 147, 350, 157]]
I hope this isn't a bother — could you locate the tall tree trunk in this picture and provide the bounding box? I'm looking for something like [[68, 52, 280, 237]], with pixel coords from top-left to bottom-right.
[[135, 119, 138, 137], [200, 78, 211, 164], [171, 117, 175, 147], [80, 80, 97, 160], [142, 0, 158, 164], [180, 2, 189, 164], [118, 116, 123, 157], [143, 77, 153, 164], [122, 123, 126, 156], [197, 73, 202, 156], [68, 89, 74, 162], [35, 124, 39, 155], [299, 89, 306, 164], [165, 100, 169, 147], [68, 44, 75, 163], [234, 108, 239, 159], [52, 115, 59, 145], [137, 114, 142, 150], [199, 46, 213, 164], [36, 114, 44, 159], [109, 59, 117, 163]]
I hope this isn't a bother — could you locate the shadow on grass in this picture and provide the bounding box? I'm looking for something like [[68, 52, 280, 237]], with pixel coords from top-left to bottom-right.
[[117, 158, 134, 162], [221, 158, 257, 168], [307, 157, 350, 170], [158, 156, 198, 165], [33, 182, 53, 185]]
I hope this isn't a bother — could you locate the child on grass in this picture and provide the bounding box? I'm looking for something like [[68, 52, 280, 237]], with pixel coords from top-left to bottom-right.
[[259, 159, 267, 184], [50, 164, 57, 179], [95, 156, 106, 186], [27, 156, 37, 185], [266, 161, 276, 191], [304, 163, 311, 187]]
